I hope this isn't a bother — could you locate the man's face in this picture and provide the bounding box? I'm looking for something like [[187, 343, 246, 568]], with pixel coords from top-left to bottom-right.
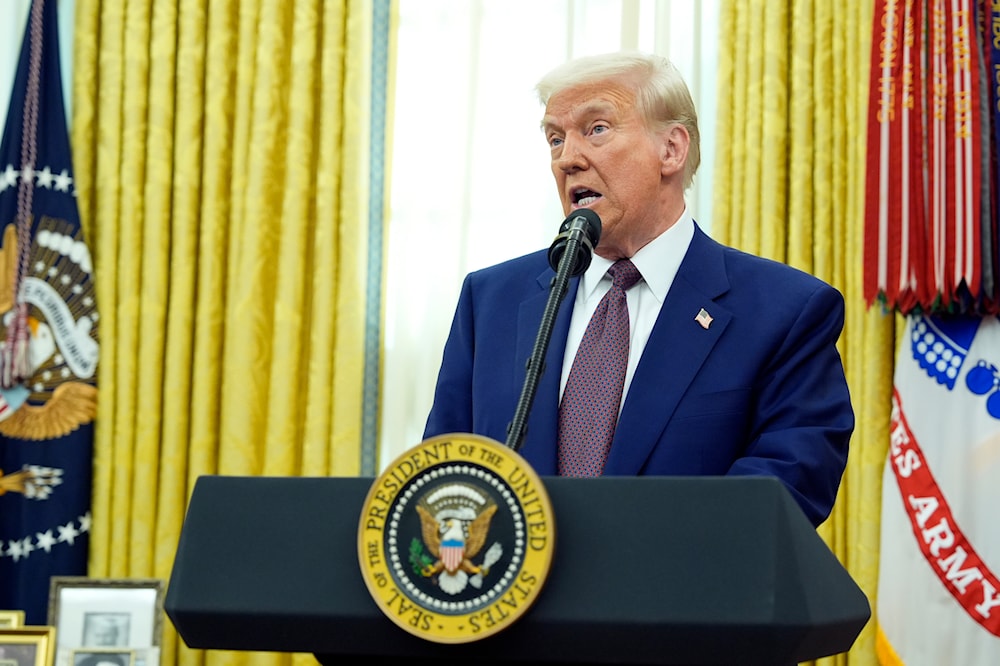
[[92, 622, 118, 645], [542, 80, 670, 259]]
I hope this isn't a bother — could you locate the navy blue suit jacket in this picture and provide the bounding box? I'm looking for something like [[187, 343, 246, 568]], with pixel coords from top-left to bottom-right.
[[423, 225, 854, 526]]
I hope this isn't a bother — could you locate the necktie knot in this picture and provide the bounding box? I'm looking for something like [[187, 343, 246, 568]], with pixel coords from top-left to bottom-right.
[[608, 259, 642, 292]]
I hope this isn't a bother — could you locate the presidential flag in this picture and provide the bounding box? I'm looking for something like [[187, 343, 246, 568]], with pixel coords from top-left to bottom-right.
[[0, 0, 99, 624], [877, 315, 1000, 664]]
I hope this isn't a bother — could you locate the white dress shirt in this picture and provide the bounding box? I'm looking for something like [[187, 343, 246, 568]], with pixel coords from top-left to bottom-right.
[[559, 208, 696, 407]]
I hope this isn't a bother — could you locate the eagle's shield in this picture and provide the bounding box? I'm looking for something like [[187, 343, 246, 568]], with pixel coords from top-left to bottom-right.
[[440, 540, 463, 573]]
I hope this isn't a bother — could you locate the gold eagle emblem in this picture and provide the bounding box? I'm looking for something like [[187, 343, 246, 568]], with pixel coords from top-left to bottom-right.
[[416, 503, 497, 577], [411, 482, 503, 595], [0, 221, 98, 439]]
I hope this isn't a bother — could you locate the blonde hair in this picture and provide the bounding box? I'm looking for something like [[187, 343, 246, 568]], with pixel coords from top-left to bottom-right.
[[536, 52, 701, 189]]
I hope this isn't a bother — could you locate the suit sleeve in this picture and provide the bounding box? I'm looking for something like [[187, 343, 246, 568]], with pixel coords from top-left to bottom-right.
[[727, 283, 855, 527]]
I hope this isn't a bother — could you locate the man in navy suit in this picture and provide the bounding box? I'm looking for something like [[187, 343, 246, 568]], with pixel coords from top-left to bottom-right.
[[423, 51, 853, 527]]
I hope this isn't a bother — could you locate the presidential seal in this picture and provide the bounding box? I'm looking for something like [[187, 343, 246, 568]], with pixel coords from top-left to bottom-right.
[[358, 433, 555, 643]]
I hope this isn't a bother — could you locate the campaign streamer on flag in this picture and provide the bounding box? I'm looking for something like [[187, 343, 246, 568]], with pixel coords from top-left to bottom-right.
[[877, 314, 1000, 665], [864, 0, 929, 313], [864, 0, 994, 315], [0, 0, 99, 624]]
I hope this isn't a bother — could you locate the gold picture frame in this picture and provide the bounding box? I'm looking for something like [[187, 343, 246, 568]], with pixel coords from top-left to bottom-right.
[[0, 626, 56, 666], [68, 649, 135, 666], [0, 613, 24, 630], [47, 578, 163, 666]]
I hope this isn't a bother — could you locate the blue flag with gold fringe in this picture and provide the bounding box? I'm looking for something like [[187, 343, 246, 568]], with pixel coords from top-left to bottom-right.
[[0, 0, 99, 624]]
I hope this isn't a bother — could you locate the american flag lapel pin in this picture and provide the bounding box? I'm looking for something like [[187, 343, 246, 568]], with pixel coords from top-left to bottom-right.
[[695, 308, 713, 329]]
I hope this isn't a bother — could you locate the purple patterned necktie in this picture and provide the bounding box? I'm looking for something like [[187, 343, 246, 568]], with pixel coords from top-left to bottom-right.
[[558, 259, 642, 476]]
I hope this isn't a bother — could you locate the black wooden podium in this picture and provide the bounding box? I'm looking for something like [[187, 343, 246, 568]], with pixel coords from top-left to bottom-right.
[[164, 475, 869, 665]]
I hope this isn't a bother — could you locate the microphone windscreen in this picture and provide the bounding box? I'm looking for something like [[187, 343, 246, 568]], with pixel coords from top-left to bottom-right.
[[548, 209, 602, 275], [558, 208, 602, 246]]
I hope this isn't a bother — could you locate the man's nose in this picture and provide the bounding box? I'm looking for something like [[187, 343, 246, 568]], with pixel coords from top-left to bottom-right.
[[555, 134, 589, 172]]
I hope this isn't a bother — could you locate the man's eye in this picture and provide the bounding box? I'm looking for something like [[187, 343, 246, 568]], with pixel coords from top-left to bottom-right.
[[592, 125, 608, 135], [549, 136, 563, 148]]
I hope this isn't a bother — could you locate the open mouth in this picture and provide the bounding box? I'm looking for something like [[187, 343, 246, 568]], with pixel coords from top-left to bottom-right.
[[572, 188, 602, 207]]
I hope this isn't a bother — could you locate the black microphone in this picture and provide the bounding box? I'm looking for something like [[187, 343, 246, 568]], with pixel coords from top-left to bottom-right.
[[505, 209, 603, 452], [547, 208, 602, 276]]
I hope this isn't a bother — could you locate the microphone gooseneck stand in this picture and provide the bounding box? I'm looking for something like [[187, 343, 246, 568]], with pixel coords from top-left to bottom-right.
[[505, 218, 597, 452]]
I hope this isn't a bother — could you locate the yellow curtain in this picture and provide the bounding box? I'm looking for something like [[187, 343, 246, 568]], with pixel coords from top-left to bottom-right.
[[714, 1, 896, 664], [70, 1, 396, 665]]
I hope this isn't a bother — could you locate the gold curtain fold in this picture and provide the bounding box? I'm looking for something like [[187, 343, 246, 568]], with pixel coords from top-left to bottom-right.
[[70, 1, 395, 665], [714, 1, 895, 664]]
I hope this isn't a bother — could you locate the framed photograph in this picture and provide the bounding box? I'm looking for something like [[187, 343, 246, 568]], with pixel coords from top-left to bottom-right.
[[0, 626, 56, 666], [47, 579, 164, 651], [69, 649, 134, 666], [0, 613, 24, 630]]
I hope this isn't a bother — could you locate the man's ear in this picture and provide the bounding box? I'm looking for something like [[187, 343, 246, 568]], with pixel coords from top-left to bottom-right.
[[660, 124, 690, 178]]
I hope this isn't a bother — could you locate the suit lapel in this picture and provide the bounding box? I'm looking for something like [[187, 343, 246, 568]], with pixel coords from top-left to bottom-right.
[[514, 268, 579, 474], [604, 227, 732, 475]]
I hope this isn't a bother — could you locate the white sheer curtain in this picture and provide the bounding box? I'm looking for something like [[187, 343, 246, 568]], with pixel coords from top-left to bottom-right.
[[380, 0, 720, 467], [0, 0, 75, 133]]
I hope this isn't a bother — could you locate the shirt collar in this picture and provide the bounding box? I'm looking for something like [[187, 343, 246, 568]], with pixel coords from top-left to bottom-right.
[[577, 208, 695, 302]]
